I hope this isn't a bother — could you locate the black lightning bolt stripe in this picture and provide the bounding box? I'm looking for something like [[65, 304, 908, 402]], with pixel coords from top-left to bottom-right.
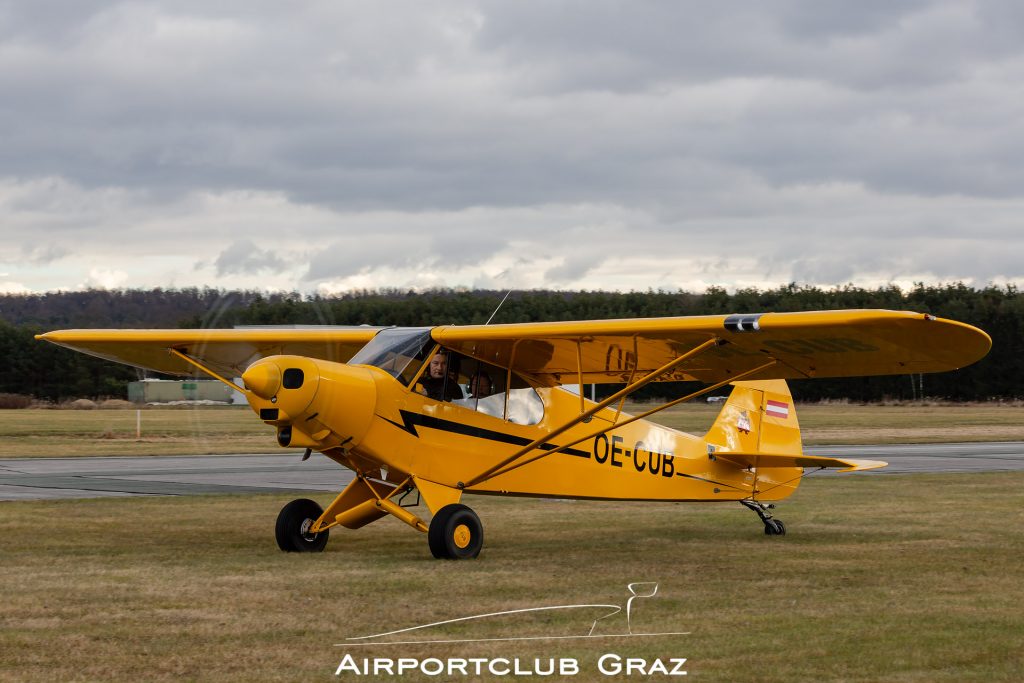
[[381, 409, 591, 459]]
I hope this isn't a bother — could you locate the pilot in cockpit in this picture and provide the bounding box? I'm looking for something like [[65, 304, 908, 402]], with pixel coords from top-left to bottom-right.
[[468, 372, 493, 398], [420, 352, 464, 401]]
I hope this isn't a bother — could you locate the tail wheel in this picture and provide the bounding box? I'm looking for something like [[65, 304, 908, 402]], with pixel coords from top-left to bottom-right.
[[428, 504, 483, 559], [276, 498, 329, 552]]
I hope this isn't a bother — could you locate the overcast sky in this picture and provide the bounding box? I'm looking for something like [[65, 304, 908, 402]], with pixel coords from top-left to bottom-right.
[[1, 0, 1022, 295]]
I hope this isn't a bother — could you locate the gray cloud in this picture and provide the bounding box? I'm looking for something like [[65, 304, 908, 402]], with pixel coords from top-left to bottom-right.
[[213, 239, 288, 276], [304, 236, 417, 282], [544, 253, 598, 284], [22, 243, 69, 264]]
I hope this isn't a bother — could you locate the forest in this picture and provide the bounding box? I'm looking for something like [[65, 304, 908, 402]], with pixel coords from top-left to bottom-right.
[[1, 283, 1019, 402]]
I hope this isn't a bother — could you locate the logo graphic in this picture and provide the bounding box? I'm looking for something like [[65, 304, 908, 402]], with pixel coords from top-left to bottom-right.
[[337, 582, 689, 647], [737, 410, 752, 434]]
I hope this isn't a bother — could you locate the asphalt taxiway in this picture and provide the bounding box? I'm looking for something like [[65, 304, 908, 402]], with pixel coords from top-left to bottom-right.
[[1, 442, 1022, 501], [0, 453, 355, 500]]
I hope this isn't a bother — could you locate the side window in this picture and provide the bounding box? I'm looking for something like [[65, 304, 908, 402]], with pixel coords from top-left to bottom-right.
[[450, 357, 544, 425], [451, 356, 505, 414], [505, 374, 544, 425]]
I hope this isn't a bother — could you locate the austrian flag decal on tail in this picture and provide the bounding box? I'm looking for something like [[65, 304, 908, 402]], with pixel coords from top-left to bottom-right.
[[765, 400, 790, 419]]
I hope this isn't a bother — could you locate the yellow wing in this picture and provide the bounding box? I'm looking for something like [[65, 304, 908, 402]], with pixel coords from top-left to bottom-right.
[[38, 310, 990, 386], [433, 310, 991, 385], [36, 328, 380, 378]]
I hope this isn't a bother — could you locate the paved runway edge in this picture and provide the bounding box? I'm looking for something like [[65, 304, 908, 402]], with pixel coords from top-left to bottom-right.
[[0, 453, 353, 501]]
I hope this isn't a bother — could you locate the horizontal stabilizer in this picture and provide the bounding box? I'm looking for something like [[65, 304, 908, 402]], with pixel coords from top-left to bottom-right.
[[713, 451, 887, 473]]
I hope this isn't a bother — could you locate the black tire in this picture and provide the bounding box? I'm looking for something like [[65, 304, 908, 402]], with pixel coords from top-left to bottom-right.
[[276, 498, 329, 552], [774, 520, 786, 536], [763, 519, 786, 536], [428, 504, 483, 559]]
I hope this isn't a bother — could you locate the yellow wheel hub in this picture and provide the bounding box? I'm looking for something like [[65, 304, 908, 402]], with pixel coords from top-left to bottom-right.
[[452, 523, 472, 549]]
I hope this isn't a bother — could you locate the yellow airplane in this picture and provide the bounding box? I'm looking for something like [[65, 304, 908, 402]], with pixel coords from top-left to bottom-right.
[[38, 309, 990, 559]]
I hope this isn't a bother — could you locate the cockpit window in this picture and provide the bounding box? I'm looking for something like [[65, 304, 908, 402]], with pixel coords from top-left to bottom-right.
[[349, 327, 434, 384]]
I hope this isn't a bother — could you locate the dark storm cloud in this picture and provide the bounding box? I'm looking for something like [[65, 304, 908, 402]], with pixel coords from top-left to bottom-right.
[[478, 0, 1018, 91], [2, 0, 1021, 210], [1, 1, 1022, 291]]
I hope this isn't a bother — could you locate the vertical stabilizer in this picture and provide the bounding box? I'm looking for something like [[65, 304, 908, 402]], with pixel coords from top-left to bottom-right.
[[704, 380, 802, 456]]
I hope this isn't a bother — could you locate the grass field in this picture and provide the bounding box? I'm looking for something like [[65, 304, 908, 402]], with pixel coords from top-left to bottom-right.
[[0, 407, 276, 457], [1, 402, 1023, 457], [1, 472, 1021, 681]]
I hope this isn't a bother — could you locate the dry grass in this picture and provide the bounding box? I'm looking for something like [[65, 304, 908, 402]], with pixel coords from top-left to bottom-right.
[[2, 403, 1024, 458], [1, 473, 1022, 681], [0, 407, 277, 457]]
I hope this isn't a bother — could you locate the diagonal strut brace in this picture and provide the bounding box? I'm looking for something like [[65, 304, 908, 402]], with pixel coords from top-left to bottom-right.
[[476, 358, 780, 485], [461, 338, 724, 489], [167, 347, 247, 393]]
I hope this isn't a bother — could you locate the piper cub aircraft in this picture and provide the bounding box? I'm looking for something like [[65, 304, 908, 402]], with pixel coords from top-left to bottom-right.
[[38, 310, 990, 559]]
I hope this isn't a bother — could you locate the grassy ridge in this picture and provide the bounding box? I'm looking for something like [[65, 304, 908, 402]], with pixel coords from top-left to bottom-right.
[[2, 403, 1024, 458], [1, 473, 1021, 681]]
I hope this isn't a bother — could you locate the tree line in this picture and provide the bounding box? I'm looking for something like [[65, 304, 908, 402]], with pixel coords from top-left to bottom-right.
[[2, 283, 1018, 402]]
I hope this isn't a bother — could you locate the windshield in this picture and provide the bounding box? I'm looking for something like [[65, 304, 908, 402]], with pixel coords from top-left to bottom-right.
[[349, 327, 434, 384]]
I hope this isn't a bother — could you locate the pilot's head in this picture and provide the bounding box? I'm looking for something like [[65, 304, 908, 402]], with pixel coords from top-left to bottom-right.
[[470, 372, 492, 397], [428, 353, 447, 379]]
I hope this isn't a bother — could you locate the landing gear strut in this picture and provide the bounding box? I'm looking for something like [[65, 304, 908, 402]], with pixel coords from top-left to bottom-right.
[[741, 500, 786, 536]]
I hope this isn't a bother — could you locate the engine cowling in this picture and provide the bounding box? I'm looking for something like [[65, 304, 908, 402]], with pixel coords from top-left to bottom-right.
[[241, 355, 376, 451]]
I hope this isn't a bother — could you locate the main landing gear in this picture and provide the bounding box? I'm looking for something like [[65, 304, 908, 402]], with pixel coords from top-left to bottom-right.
[[428, 503, 484, 559], [741, 500, 786, 536], [274, 494, 485, 559], [276, 498, 330, 552]]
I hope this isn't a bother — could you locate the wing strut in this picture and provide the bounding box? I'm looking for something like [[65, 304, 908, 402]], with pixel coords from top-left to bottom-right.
[[466, 358, 778, 487], [167, 348, 247, 393], [461, 338, 723, 488]]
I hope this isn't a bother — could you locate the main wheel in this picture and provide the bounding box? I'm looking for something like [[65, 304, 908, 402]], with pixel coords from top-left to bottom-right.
[[764, 519, 786, 536], [428, 504, 483, 559], [276, 498, 329, 552]]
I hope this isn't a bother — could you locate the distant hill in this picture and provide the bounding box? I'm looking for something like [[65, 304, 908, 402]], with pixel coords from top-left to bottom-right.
[[0, 288, 273, 328]]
